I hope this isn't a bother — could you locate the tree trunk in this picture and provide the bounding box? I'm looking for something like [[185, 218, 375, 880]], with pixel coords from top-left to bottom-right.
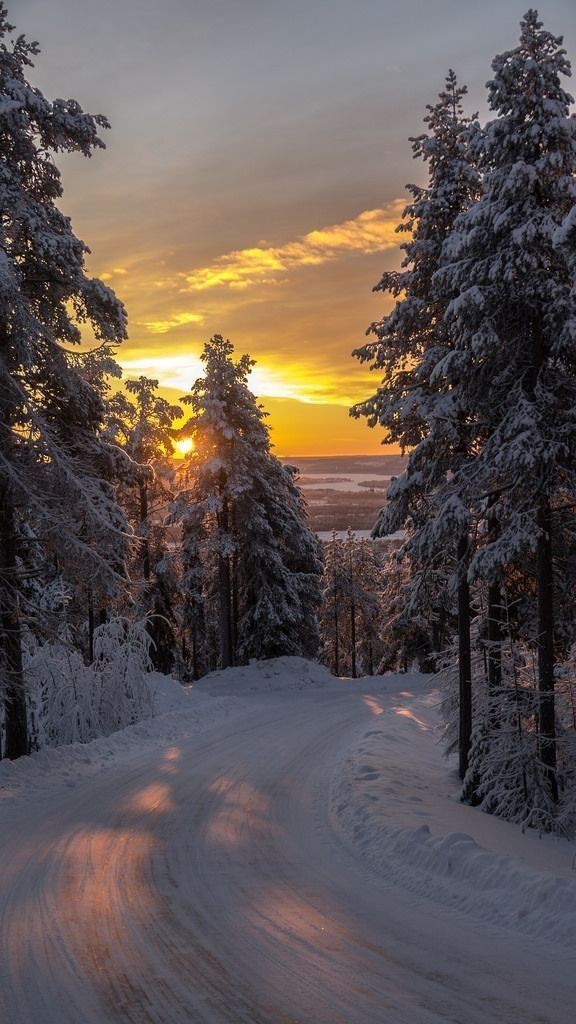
[[487, 581, 502, 722], [348, 534, 356, 678], [218, 496, 233, 669], [350, 598, 357, 679], [0, 487, 28, 759], [486, 508, 502, 723], [139, 481, 150, 582], [333, 602, 340, 676], [457, 531, 472, 782], [537, 497, 558, 802], [190, 623, 199, 681], [331, 541, 340, 676], [88, 591, 95, 663], [231, 549, 238, 663]]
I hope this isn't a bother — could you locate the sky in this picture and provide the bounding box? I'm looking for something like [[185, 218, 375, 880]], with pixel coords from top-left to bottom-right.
[[11, 0, 576, 454]]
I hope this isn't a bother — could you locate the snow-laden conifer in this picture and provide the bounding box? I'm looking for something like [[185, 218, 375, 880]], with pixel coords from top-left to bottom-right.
[[352, 71, 480, 774], [436, 10, 576, 802], [106, 377, 182, 671], [176, 336, 322, 671], [0, 7, 129, 756]]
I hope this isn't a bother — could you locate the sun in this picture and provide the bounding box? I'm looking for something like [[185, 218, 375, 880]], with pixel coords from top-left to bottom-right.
[[174, 437, 194, 458]]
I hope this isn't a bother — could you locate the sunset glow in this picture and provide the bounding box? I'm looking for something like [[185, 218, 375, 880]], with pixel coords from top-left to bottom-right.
[[19, 0, 575, 456], [86, 205, 404, 454], [174, 437, 194, 458]]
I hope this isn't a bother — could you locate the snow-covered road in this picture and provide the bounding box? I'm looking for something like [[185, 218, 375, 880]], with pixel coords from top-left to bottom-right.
[[1, 665, 574, 1024]]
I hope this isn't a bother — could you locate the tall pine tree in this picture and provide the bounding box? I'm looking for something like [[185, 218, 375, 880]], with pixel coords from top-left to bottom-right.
[[176, 336, 322, 672], [0, 7, 128, 757], [436, 9, 576, 802], [352, 71, 480, 775]]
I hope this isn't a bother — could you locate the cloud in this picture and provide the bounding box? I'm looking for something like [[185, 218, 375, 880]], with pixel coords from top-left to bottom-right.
[[99, 267, 129, 282], [142, 311, 206, 334], [117, 351, 359, 407], [181, 201, 404, 292]]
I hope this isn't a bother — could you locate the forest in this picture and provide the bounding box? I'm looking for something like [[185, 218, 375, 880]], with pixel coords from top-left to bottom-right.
[[1, 1, 576, 849]]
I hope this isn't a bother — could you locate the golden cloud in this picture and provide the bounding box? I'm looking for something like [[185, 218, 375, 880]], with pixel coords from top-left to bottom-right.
[[181, 201, 405, 292], [142, 311, 206, 334], [99, 267, 129, 282]]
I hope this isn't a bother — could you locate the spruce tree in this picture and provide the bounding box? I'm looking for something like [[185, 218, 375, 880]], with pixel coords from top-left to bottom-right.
[[0, 7, 128, 756], [352, 71, 480, 774], [107, 377, 181, 579], [106, 377, 182, 671], [436, 9, 576, 802], [177, 336, 322, 671]]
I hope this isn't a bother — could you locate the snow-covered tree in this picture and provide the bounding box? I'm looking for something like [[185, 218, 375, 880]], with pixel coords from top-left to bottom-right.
[[107, 377, 181, 577], [436, 9, 576, 802], [320, 532, 348, 676], [352, 70, 480, 774], [319, 533, 391, 677], [0, 7, 129, 757], [352, 70, 479, 454], [176, 335, 322, 671], [106, 377, 182, 671]]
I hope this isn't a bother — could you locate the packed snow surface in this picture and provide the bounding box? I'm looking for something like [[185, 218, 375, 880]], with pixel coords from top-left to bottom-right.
[[0, 660, 574, 1023]]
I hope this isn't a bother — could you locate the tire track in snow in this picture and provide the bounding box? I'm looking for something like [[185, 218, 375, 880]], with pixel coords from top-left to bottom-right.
[[0, 684, 574, 1023]]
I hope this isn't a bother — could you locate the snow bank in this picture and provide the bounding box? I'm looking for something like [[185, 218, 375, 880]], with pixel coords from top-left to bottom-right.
[[331, 688, 576, 949], [0, 659, 336, 804], [0, 676, 241, 805], [199, 655, 338, 694], [146, 671, 193, 713]]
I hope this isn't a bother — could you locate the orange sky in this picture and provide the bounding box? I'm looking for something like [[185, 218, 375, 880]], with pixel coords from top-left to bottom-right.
[[16, 0, 575, 455], [86, 201, 405, 456]]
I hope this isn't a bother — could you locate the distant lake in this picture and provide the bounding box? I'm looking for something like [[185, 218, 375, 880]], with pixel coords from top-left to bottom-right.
[[280, 454, 406, 533]]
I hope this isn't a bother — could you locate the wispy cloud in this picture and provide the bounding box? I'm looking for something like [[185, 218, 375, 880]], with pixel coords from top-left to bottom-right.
[[181, 202, 404, 292], [99, 267, 129, 282], [142, 311, 206, 334]]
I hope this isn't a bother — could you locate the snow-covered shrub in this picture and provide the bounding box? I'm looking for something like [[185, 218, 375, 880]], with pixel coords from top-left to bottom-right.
[[555, 656, 576, 837], [466, 680, 558, 834], [26, 641, 95, 749], [92, 618, 154, 735], [440, 629, 571, 834], [24, 618, 153, 750]]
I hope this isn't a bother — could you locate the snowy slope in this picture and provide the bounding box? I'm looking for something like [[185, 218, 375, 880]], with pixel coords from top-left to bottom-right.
[[330, 684, 576, 948], [0, 662, 574, 1024]]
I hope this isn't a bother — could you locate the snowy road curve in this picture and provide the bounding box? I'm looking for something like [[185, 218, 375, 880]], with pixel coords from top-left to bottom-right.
[[1, 676, 574, 1024]]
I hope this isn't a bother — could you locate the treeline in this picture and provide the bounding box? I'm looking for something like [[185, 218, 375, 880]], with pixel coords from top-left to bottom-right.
[[319, 530, 424, 679], [0, 8, 326, 759], [3, 0, 576, 845], [353, 10, 576, 832]]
